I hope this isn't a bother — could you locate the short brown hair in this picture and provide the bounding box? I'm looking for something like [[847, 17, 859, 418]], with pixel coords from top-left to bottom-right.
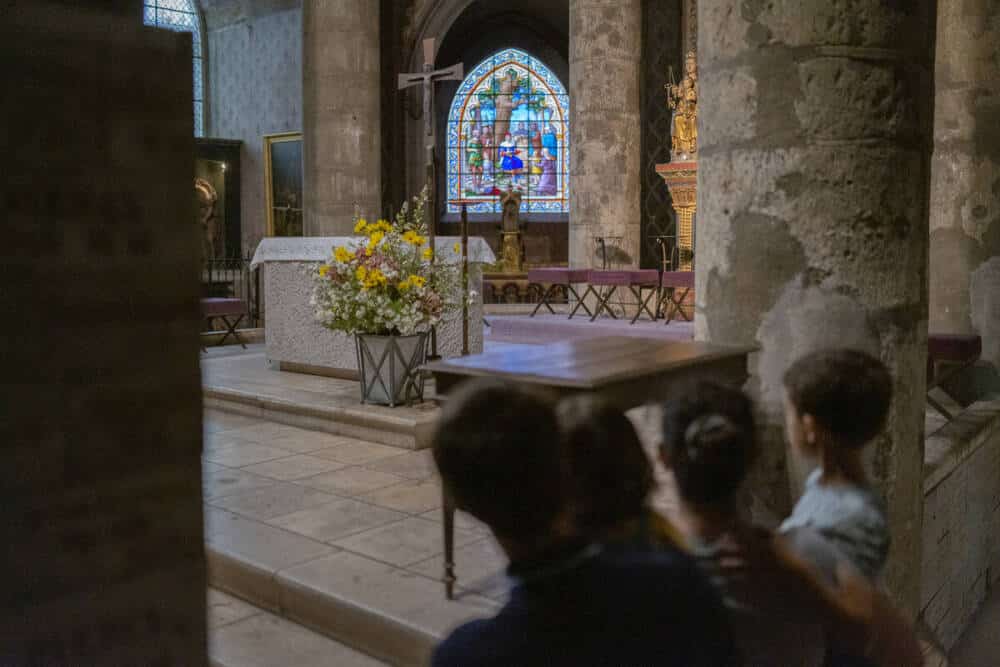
[[783, 348, 892, 449], [432, 379, 564, 540]]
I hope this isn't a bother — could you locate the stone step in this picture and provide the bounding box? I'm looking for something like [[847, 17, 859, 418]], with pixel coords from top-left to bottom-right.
[[203, 351, 439, 450], [205, 509, 500, 667], [208, 588, 389, 667]]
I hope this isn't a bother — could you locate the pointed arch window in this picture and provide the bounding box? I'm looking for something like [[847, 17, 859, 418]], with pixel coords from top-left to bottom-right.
[[143, 0, 205, 136], [447, 48, 569, 214]]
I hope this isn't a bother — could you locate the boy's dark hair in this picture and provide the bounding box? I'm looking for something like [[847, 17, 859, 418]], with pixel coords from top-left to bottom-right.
[[783, 348, 892, 449], [661, 382, 756, 506], [432, 378, 564, 541], [557, 396, 654, 534]]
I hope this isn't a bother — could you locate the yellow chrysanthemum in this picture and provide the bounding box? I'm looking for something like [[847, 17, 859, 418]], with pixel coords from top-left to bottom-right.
[[402, 230, 418, 244], [422, 247, 433, 260], [318, 265, 329, 277], [354, 218, 368, 234], [368, 231, 385, 247], [334, 246, 353, 263], [413, 235, 426, 246], [355, 265, 368, 281], [397, 277, 411, 291], [409, 275, 427, 288], [374, 219, 392, 232], [453, 242, 461, 254]]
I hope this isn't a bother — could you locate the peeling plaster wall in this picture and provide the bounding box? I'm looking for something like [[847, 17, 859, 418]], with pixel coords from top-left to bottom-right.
[[696, 0, 936, 611], [206, 4, 302, 254], [928, 0, 1000, 368]]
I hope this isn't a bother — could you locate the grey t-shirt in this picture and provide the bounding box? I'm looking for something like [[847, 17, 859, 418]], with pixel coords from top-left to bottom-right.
[[779, 469, 890, 583]]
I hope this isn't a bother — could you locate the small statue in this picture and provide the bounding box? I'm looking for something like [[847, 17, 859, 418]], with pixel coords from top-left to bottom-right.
[[666, 51, 698, 159], [195, 177, 219, 259], [499, 188, 523, 272], [500, 187, 522, 234]]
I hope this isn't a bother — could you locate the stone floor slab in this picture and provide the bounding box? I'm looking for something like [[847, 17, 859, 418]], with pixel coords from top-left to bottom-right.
[[364, 450, 437, 480], [267, 498, 407, 544], [407, 536, 508, 590], [419, 508, 491, 535], [203, 466, 279, 501], [333, 515, 480, 567], [311, 439, 408, 466], [210, 610, 386, 667], [361, 478, 443, 514], [222, 421, 313, 444], [266, 430, 357, 454], [205, 509, 336, 572], [242, 454, 349, 481], [204, 442, 296, 468], [207, 588, 261, 629], [297, 466, 405, 496], [210, 482, 340, 521], [278, 551, 496, 665]]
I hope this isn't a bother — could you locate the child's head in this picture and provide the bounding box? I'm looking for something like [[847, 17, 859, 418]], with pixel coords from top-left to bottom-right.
[[557, 396, 654, 535], [782, 349, 892, 459], [660, 382, 756, 507], [432, 378, 565, 543]]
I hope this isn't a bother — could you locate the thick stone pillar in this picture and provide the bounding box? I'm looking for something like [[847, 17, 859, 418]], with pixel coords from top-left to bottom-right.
[[697, 1, 936, 611], [3, 4, 207, 663], [303, 0, 381, 234], [929, 1, 1000, 367], [569, 0, 642, 269]]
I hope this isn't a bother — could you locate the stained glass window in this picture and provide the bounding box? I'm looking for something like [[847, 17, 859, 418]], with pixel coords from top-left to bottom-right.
[[143, 0, 204, 136], [447, 48, 569, 214]]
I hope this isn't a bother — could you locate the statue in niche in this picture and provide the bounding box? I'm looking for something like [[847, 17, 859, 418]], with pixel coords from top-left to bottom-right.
[[195, 177, 220, 259], [499, 188, 523, 272], [667, 51, 699, 159]]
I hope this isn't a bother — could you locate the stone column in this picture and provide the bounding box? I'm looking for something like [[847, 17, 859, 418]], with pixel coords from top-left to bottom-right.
[[302, 0, 381, 234], [569, 0, 642, 269], [697, 1, 936, 611], [929, 1, 1000, 368], [3, 3, 206, 662]]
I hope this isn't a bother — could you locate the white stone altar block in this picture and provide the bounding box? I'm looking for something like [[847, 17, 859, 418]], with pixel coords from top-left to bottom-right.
[[251, 237, 496, 377]]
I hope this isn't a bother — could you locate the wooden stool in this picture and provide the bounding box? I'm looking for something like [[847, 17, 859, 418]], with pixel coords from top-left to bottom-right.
[[201, 298, 247, 349], [660, 271, 694, 323], [527, 268, 593, 318]]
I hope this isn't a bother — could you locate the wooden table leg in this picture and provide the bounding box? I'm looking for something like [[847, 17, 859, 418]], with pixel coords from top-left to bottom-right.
[[442, 488, 456, 599]]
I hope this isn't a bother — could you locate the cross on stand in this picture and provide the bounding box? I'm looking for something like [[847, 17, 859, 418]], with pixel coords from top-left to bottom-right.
[[398, 38, 463, 360]]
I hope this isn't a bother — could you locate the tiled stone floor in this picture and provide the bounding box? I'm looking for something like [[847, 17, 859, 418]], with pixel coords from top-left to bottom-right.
[[203, 409, 509, 591]]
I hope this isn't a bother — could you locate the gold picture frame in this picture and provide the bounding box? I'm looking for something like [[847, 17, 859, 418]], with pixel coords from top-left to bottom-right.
[[264, 131, 304, 237]]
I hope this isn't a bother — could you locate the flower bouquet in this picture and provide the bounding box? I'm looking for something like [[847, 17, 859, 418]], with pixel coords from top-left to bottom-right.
[[310, 188, 464, 406]]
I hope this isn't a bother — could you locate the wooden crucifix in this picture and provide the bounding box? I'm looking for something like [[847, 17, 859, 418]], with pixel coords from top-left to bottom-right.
[[398, 38, 463, 359]]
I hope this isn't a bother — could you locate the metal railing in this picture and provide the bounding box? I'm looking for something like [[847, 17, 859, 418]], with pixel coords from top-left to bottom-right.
[[202, 254, 263, 328]]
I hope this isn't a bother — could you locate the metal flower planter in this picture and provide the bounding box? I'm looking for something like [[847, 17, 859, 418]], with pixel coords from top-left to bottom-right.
[[355, 331, 428, 407]]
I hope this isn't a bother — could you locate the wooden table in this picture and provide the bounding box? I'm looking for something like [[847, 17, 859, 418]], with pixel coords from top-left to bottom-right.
[[424, 336, 755, 598]]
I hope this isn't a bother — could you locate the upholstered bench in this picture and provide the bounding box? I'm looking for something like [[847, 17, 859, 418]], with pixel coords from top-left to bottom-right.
[[527, 268, 592, 318], [200, 297, 247, 349], [660, 271, 695, 323], [927, 333, 982, 419]]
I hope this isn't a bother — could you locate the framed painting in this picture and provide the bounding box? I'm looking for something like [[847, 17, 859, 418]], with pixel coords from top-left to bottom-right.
[[264, 132, 304, 237]]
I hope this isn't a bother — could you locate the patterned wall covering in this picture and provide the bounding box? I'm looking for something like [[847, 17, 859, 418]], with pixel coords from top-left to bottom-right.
[[207, 7, 302, 254]]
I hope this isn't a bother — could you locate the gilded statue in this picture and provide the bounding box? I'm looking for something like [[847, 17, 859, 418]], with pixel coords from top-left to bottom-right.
[[666, 51, 698, 159]]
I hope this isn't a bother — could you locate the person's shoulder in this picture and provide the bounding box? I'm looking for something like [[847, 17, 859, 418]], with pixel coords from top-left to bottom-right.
[[432, 618, 507, 667]]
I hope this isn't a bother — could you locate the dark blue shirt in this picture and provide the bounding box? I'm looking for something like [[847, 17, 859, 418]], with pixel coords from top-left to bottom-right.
[[432, 541, 739, 667]]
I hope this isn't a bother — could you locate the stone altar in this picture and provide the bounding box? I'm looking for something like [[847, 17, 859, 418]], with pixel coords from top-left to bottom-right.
[[251, 237, 495, 377]]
